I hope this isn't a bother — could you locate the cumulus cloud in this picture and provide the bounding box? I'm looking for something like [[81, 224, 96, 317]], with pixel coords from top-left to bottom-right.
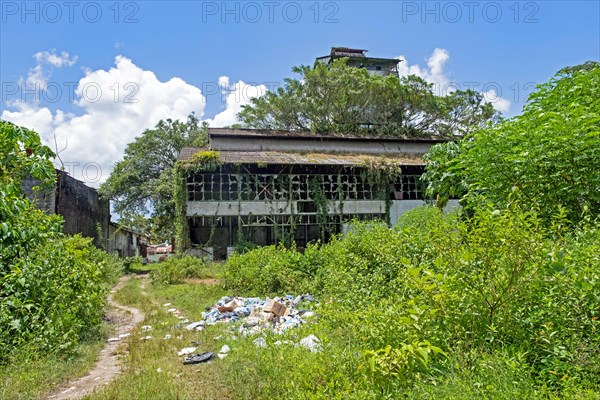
[[206, 79, 267, 127], [21, 49, 78, 91], [34, 49, 78, 67], [396, 48, 511, 113], [2, 56, 206, 186]]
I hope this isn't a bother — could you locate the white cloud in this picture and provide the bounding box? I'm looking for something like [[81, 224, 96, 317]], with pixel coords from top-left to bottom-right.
[[206, 79, 267, 128], [396, 48, 511, 113], [2, 56, 206, 186], [483, 89, 511, 114], [34, 49, 78, 68], [20, 49, 78, 94]]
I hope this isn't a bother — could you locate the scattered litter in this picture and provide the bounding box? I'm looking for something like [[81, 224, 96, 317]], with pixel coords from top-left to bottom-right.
[[163, 334, 172, 340], [220, 344, 231, 354], [141, 325, 152, 331], [183, 352, 214, 365], [298, 334, 322, 353], [201, 294, 316, 336], [107, 337, 121, 343], [163, 303, 171, 307], [167, 308, 177, 313], [185, 321, 205, 331], [156, 368, 163, 373], [118, 333, 131, 339], [140, 336, 153, 341], [178, 347, 197, 356], [253, 337, 267, 348], [217, 353, 228, 359]]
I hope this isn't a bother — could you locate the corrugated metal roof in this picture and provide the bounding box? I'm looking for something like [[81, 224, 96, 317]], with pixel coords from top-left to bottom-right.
[[178, 148, 424, 166]]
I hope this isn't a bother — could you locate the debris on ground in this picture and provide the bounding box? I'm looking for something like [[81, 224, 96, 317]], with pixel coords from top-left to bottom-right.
[[140, 336, 153, 341], [298, 334, 322, 353], [178, 347, 197, 356], [183, 352, 214, 365], [196, 294, 317, 336], [217, 345, 231, 359]]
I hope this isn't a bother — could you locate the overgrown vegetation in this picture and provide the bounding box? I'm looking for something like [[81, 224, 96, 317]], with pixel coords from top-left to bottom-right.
[[150, 255, 220, 285], [0, 121, 122, 361], [221, 206, 599, 398], [216, 63, 600, 398], [422, 62, 599, 222]]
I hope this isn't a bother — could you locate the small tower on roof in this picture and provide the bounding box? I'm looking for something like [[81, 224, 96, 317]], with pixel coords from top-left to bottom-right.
[[316, 47, 400, 77]]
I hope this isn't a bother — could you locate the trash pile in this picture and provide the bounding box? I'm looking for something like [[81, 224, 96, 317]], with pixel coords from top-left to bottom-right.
[[183, 294, 317, 337]]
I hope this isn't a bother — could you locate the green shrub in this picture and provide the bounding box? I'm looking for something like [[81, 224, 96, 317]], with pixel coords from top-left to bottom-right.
[[0, 231, 123, 360], [150, 255, 213, 285], [222, 244, 316, 295], [0, 121, 123, 361], [221, 205, 600, 396]]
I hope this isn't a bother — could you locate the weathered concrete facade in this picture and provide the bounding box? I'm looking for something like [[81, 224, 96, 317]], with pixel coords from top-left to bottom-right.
[[23, 170, 148, 258], [178, 129, 449, 260], [23, 169, 109, 244]]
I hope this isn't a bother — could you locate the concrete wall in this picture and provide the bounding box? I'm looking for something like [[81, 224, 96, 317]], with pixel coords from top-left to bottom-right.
[[210, 134, 437, 155], [55, 171, 109, 241], [389, 199, 461, 226], [21, 170, 109, 245], [21, 177, 56, 214], [186, 200, 386, 217]]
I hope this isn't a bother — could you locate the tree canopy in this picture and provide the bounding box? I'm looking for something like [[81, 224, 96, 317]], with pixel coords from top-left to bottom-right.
[[100, 114, 208, 242], [422, 62, 600, 224], [238, 59, 498, 136]]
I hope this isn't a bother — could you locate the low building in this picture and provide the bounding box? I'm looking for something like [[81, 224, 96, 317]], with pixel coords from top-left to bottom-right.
[[176, 128, 453, 260], [106, 223, 148, 258]]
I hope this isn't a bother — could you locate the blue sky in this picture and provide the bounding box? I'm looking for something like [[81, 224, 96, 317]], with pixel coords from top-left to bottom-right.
[[1, 0, 598, 184]]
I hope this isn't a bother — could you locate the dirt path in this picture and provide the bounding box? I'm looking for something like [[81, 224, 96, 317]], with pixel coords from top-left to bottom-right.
[[49, 275, 146, 400]]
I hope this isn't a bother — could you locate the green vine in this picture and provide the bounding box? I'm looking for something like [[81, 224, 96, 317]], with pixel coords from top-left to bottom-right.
[[177, 150, 221, 173], [309, 176, 329, 241], [360, 159, 403, 225], [173, 167, 188, 252]]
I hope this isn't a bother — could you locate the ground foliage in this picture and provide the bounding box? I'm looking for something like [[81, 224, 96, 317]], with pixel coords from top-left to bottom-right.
[[0, 121, 122, 362], [220, 64, 600, 398], [222, 206, 599, 398]]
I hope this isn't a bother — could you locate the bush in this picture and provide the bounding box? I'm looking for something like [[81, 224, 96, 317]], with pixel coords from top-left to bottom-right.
[[0, 121, 123, 361], [221, 205, 600, 396], [150, 255, 213, 285], [0, 230, 123, 360]]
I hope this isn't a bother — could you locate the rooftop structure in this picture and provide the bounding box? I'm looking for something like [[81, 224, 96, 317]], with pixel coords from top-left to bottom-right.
[[316, 47, 400, 76]]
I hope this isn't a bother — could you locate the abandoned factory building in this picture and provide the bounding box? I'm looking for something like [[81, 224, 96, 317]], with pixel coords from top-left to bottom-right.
[[177, 128, 452, 260]]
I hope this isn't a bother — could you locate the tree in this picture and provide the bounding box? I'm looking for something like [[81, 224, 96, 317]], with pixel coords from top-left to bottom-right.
[[100, 113, 208, 242], [1, 120, 57, 265], [238, 59, 498, 137], [422, 62, 600, 224]]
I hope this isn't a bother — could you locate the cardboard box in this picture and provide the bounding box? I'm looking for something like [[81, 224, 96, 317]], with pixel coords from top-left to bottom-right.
[[263, 299, 275, 313], [271, 301, 287, 317], [219, 298, 242, 313]]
